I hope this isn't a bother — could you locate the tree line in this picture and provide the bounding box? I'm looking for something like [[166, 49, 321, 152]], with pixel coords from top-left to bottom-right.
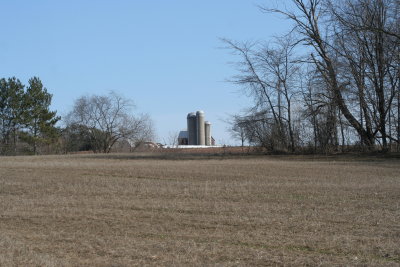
[[227, 0, 399, 152], [0, 77, 154, 155]]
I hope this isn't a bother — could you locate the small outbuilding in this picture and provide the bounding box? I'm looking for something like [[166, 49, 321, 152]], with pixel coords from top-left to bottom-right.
[[178, 131, 188, 145]]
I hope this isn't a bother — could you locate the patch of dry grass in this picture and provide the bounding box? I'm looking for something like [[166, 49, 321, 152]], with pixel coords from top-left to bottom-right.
[[0, 154, 399, 266]]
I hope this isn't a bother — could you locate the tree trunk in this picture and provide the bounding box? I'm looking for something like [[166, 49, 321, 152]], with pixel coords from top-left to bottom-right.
[[316, 37, 375, 148], [338, 109, 345, 152], [397, 80, 400, 152]]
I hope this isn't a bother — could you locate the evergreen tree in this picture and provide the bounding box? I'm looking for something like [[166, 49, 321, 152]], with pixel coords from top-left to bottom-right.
[[22, 77, 60, 154], [0, 77, 25, 154]]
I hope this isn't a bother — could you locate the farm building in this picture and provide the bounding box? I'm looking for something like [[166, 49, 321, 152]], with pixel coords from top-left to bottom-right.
[[178, 111, 215, 146], [178, 131, 188, 145]]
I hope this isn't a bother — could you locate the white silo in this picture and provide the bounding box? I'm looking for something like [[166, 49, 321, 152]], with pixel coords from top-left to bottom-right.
[[196, 111, 205, 145], [205, 121, 211, 146]]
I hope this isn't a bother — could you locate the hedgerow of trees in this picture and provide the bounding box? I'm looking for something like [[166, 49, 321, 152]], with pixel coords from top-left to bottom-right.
[[227, 0, 399, 152], [0, 78, 155, 155]]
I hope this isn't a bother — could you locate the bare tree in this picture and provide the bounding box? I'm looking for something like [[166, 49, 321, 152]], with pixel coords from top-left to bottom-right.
[[65, 92, 154, 153], [229, 115, 247, 147], [165, 131, 179, 147], [265, 0, 399, 150], [301, 68, 338, 151], [328, 0, 400, 150], [223, 0, 398, 152], [223, 35, 301, 152], [328, 0, 400, 41]]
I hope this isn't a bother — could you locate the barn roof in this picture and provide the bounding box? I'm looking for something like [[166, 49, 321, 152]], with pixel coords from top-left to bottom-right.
[[178, 130, 188, 139]]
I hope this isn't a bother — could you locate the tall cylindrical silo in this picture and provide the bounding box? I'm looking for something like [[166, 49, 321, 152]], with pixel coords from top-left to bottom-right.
[[196, 111, 205, 146], [187, 112, 197, 145], [205, 121, 211, 146]]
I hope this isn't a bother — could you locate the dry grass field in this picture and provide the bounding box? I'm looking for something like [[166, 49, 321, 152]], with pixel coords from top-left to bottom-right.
[[0, 153, 399, 266]]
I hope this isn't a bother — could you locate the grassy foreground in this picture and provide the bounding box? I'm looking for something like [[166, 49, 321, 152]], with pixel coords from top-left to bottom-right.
[[0, 153, 399, 266]]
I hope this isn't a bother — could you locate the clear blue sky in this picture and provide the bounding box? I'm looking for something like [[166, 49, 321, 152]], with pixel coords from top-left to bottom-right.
[[0, 0, 293, 145]]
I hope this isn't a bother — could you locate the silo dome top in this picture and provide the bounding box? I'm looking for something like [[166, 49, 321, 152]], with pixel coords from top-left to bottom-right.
[[196, 110, 205, 115], [205, 121, 211, 124], [187, 112, 196, 118]]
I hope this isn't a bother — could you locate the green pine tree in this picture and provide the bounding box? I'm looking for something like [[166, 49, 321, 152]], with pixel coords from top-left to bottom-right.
[[0, 77, 25, 154], [22, 77, 60, 154]]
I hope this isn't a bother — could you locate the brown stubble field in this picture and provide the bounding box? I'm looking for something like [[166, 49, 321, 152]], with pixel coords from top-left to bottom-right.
[[0, 153, 399, 266]]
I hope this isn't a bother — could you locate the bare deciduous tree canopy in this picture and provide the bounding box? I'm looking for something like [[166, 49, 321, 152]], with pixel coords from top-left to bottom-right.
[[65, 92, 154, 153], [227, 0, 399, 152]]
